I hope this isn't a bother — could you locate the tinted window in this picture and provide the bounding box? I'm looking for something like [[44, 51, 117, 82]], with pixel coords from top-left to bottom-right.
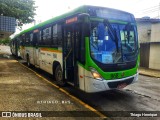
[[52, 24, 62, 46], [42, 27, 51, 45], [30, 33, 33, 43], [25, 34, 30, 45]]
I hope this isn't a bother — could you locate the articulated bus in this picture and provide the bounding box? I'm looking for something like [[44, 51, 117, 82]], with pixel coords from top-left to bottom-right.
[[11, 5, 139, 93]]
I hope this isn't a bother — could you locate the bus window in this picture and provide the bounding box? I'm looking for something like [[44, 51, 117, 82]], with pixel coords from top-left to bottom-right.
[[19, 37, 24, 46], [22, 34, 30, 45], [25, 34, 30, 45], [30, 33, 33, 43], [21, 34, 26, 46], [43, 27, 51, 45], [57, 24, 62, 46], [39, 31, 42, 41], [67, 31, 71, 48], [53, 24, 62, 46], [38, 30, 43, 45], [53, 24, 58, 46]]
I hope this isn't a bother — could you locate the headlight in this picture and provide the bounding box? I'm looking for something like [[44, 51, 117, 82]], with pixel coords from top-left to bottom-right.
[[90, 67, 103, 80]]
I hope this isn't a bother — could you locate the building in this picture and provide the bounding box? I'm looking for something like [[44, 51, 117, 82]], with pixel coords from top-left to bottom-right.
[[136, 17, 160, 70], [0, 16, 16, 40]]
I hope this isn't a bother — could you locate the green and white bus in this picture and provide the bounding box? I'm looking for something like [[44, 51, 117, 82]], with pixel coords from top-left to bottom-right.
[[11, 5, 139, 93]]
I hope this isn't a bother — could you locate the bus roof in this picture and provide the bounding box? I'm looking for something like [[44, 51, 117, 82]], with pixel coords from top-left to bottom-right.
[[14, 5, 87, 38], [13, 5, 133, 38]]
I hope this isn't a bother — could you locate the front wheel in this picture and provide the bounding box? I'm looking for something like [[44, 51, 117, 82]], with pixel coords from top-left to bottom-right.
[[55, 65, 66, 86]]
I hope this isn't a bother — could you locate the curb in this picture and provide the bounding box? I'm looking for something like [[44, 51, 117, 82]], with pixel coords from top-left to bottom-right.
[[18, 61, 107, 119], [139, 72, 160, 78]]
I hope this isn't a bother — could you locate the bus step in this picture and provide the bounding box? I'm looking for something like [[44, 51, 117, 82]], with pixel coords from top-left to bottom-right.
[[67, 82, 74, 86]]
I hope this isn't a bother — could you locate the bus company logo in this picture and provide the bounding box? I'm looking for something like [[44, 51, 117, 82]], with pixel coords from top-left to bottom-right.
[[2, 112, 11, 117]]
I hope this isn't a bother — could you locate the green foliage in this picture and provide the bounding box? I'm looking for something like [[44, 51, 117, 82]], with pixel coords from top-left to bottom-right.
[[0, 37, 11, 45], [0, 0, 37, 26]]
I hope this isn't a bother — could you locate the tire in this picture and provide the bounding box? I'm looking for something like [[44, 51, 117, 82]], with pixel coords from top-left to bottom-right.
[[27, 55, 31, 67], [55, 65, 65, 86]]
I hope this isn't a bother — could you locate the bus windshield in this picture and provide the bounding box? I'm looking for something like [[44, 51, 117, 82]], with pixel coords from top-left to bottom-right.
[[90, 20, 138, 64]]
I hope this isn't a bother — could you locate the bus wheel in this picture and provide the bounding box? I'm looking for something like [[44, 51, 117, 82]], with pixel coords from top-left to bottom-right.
[[55, 65, 65, 86], [27, 55, 31, 67]]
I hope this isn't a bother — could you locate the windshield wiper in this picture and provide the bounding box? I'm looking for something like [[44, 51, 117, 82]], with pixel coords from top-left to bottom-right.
[[103, 19, 119, 52], [90, 41, 99, 51]]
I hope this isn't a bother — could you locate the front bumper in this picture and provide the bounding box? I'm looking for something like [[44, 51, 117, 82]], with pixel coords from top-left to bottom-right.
[[85, 73, 138, 93]]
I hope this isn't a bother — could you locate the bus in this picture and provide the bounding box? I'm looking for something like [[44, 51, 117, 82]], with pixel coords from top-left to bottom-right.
[[10, 38, 20, 57], [11, 5, 139, 93]]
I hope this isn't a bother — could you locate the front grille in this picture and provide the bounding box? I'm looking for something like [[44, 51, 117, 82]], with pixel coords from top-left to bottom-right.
[[107, 77, 134, 88]]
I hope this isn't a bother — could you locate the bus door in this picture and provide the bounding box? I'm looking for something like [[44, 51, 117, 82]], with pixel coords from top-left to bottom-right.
[[33, 32, 40, 66], [63, 24, 80, 86]]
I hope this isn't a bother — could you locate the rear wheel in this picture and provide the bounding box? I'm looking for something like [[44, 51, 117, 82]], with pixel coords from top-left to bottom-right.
[[55, 65, 66, 86]]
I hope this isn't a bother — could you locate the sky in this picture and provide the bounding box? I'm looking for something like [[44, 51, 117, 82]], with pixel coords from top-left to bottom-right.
[[15, 0, 160, 34], [34, 0, 160, 21]]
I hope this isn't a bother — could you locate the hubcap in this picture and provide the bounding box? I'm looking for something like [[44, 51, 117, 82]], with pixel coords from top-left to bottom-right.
[[56, 69, 62, 81]]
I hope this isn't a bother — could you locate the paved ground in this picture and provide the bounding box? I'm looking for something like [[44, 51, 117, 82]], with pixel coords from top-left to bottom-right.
[[0, 45, 160, 120], [0, 45, 102, 120]]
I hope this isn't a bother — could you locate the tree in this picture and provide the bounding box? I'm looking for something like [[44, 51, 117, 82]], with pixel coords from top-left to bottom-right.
[[0, 37, 11, 45], [0, 0, 37, 27]]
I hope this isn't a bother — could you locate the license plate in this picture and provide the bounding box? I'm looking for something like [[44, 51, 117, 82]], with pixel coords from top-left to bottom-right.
[[117, 83, 127, 89]]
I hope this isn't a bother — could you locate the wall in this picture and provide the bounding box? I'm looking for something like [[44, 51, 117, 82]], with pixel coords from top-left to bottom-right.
[[136, 22, 151, 43], [151, 23, 160, 42], [136, 21, 151, 68], [149, 43, 160, 70], [136, 19, 160, 70]]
